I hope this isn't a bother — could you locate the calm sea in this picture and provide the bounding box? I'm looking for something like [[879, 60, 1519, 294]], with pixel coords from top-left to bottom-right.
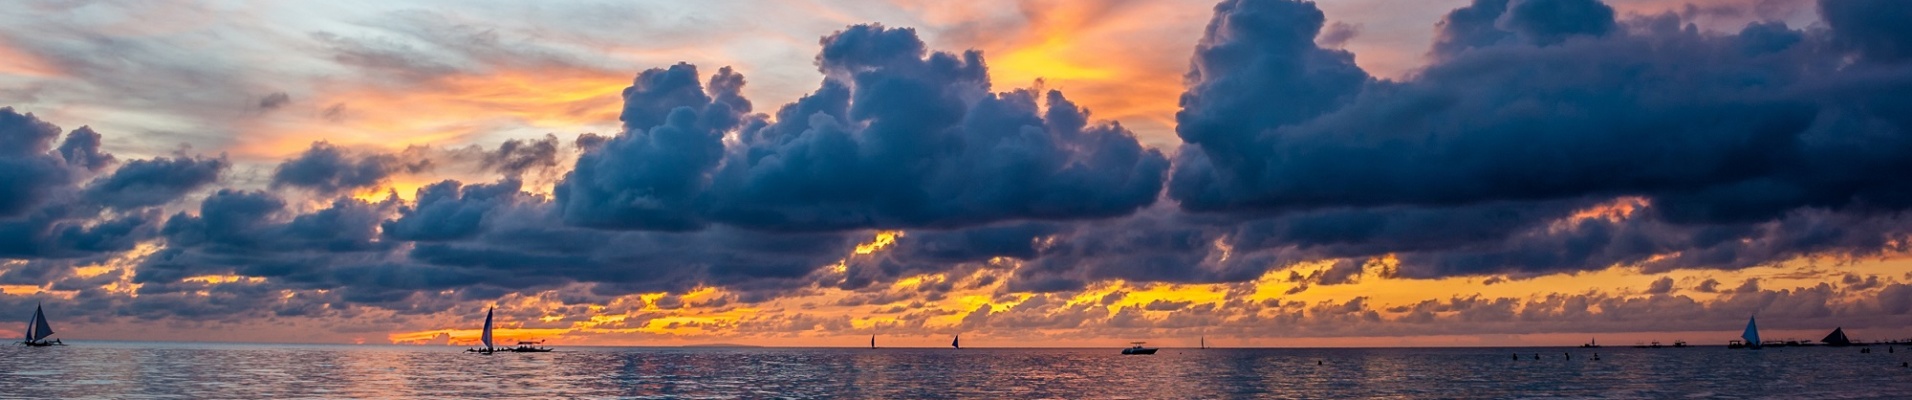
[[3, 342, 1909, 399]]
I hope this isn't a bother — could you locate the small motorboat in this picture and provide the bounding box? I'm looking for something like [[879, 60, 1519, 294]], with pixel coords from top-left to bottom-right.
[[507, 340, 553, 352], [1121, 342, 1158, 355]]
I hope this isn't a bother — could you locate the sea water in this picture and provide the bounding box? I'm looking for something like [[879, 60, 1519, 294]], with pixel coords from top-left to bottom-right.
[[3, 342, 1909, 398]]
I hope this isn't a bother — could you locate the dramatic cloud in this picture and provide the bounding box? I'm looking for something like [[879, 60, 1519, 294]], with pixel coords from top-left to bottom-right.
[[4, 0, 1912, 346], [0, 108, 79, 217], [271, 142, 429, 196], [0, 108, 225, 260], [1152, 0, 1912, 281], [84, 155, 228, 210], [559, 25, 1169, 232]]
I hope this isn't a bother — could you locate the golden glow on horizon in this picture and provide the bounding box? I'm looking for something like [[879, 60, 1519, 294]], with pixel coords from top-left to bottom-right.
[[365, 249, 1912, 348], [180, 275, 268, 285]]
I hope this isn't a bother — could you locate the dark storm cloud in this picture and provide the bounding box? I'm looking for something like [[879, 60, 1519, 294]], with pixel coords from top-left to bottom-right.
[[382, 179, 527, 242], [127, 171, 856, 313], [476, 135, 560, 177], [83, 155, 228, 210], [0, 110, 221, 260], [1172, 0, 1912, 223], [0, 108, 79, 218], [391, 179, 858, 299], [56, 126, 115, 172], [1819, 0, 1912, 62], [558, 25, 1168, 232], [0, 207, 159, 259], [271, 142, 428, 196], [557, 63, 746, 231], [1131, 0, 1912, 282]]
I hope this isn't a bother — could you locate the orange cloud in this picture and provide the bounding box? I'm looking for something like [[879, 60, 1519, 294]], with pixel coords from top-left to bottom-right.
[[908, 0, 1212, 148], [0, 39, 62, 78], [234, 64, 627, 162]]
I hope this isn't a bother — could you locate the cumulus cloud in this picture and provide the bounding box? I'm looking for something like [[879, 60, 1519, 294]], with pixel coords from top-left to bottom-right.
[[84, 155, 228, 210], [1175, 0, 1912, 222], [1149, 0, 1912, 281], [0, 109, 223, 260], [558, 25, 1168, 232], [271, 142, 429, 196], [0, 108, 80, 217]]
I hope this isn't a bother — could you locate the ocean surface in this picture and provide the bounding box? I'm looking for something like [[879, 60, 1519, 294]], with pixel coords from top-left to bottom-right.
[[3, 342, 1910, 399]]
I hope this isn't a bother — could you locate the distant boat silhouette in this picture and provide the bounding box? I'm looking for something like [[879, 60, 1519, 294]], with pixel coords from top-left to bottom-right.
[[465, 307, 496, 354], [507, 339, 552, 352], [1822, 327, 1853, 347], [1200, 336, 1207, 350], [1730, 315, 1761, 349], [1581, 338, 1600, 348], [870, 335, 876, 349], [1121, 341, 1158, 355], [952, 335, 961, 349], [20, 303, 61, 347]]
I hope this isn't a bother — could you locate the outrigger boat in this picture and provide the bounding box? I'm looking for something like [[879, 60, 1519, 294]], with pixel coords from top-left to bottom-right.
[[506, 339, 553, 353], [1729, 315, 1761, 349], [465, 307, 496, 354], [20, 303, 62, 347]]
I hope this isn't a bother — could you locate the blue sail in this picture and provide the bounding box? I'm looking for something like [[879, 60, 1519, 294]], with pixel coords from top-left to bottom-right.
[[26, 304, 53, 343], [1741, 316, 1760, 348], [480, 307, 495, 351]]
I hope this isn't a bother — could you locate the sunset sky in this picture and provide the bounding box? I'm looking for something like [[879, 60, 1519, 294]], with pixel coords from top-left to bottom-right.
[[4, 0, 1912, 348]]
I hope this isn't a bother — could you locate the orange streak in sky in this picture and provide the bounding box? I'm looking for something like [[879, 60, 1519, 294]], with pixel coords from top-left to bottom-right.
[[235, 64, 627, 160]]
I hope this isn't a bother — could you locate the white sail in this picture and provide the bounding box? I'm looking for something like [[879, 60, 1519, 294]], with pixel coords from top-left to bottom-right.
[[26, 304, 53, 342], [480, 307, 495, 351], [1741, 315, 1760, 347]]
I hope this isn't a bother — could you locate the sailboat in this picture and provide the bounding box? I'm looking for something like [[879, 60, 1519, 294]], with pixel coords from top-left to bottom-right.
[[870, 335, 876, 349], [951, 335, 960, 349], [20, 303, 60, 347], [465, 307, 495, 354], [1730, 315, 1762, 349], [1822, 327, 1854, 347], [1200, 336, 1207, 350]]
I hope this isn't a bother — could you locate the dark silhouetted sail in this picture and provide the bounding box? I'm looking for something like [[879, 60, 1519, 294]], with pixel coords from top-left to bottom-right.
[[952, 335, 960, 349], [1742, 316, 1761, 349], [480, 307, 495, 352], [26, 304, 53, 343], [1822, 327, 1852, 346]]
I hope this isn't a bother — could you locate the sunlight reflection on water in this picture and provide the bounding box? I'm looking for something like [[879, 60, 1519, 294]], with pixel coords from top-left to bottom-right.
[[2, 343, 1909, 398]]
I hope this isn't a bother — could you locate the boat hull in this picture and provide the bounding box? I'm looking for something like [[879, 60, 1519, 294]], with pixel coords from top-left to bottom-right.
[[1121, 348, 1158, 355]]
